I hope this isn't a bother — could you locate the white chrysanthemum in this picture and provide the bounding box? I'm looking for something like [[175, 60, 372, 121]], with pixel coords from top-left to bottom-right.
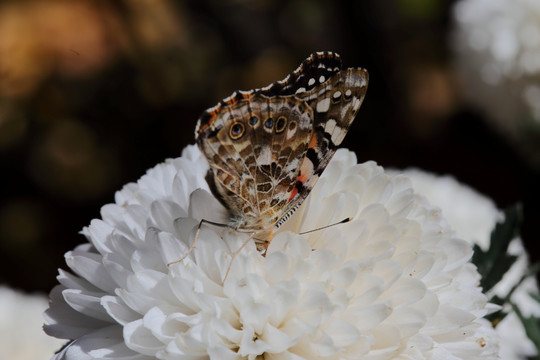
[[452, 0, 540, 168], [45, 145, 499, 359], [0, 286, 65, 360], [402, 168, 540, 360]]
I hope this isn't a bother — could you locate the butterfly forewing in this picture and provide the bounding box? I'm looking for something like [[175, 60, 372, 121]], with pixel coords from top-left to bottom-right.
[[273, 68, 368, 229], [258, 51, 342, 97]]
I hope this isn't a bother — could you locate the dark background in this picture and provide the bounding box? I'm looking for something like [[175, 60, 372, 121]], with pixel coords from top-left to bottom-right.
[[0, 0, 538, 293]]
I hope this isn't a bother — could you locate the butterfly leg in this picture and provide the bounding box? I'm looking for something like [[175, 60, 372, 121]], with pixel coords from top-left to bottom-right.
[[223, 231, 256, 283], [167, 219, 228, 266]]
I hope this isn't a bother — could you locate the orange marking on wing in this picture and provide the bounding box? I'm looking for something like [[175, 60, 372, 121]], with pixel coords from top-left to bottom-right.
[[289, 169, 310, 202], [289, 186, 298, 201], [197, 109, 220, 133], [308, 132, 318, 149], [294, 155, 314, 191], [297, 172, 308, 183]]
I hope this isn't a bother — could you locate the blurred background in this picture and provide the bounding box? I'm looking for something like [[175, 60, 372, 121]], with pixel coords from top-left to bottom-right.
[[0, 0, 538, 294]]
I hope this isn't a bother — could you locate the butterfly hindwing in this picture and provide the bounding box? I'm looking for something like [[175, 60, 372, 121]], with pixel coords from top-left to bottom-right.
[[197, 94, 314, 231]]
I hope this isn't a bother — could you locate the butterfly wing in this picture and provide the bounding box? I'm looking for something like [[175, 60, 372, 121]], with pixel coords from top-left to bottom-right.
[[274, 67, 369, 229], [195, 51, 368, 238], [196, 94, 314, 232], [258, 51, 342, 97], [196, 51, 342, 137]]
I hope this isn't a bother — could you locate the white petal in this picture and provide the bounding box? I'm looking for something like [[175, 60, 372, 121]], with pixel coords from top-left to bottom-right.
[[46, 146, 502, 359], [101, 296, 140, 326], [65, 252, 116, 293], [67, 326, 142, 360], [63, 289, 113, 323], [44, 286, 108, 339], [124, 319, 163, 356], [325, 318, 360, 347], [150, 199, 187, 234]]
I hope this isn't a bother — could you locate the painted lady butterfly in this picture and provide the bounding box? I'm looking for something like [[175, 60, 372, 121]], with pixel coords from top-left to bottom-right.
[[195, 51, 368, 251]]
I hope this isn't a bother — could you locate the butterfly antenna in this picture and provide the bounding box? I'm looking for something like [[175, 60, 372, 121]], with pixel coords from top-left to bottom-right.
[[299, 217, 352, 235]]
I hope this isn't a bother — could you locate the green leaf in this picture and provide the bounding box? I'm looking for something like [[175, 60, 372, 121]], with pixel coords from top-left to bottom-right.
[[531, 292, 540, 305], [486, 265, 540, 327], [472, 204, 523, 293], [512, 303, 540, 358]]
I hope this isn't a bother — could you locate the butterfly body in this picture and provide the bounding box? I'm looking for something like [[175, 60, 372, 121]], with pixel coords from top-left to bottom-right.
[[195, 52, 368, 249]]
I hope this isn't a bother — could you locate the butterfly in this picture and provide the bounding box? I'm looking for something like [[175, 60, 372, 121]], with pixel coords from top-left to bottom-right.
[[194, 51, 368, 252]]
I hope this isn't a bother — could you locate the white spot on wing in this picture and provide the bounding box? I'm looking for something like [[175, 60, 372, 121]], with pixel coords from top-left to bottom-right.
[[325, 119, 337, 133], [352, 97, 361, 110], [295, 87, 306, 94], [308, 78, 315, 86], [257, 146, 272, 165], [316, 98, 331, 113], [284, 158, 299, 173], [331, 125, 347, 144], [208, 104, 220, 112], [224, 93, 235, 102], [325, 119, 347, 145], [360, 77, 367, 87], [319, 75, 325, 83]]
